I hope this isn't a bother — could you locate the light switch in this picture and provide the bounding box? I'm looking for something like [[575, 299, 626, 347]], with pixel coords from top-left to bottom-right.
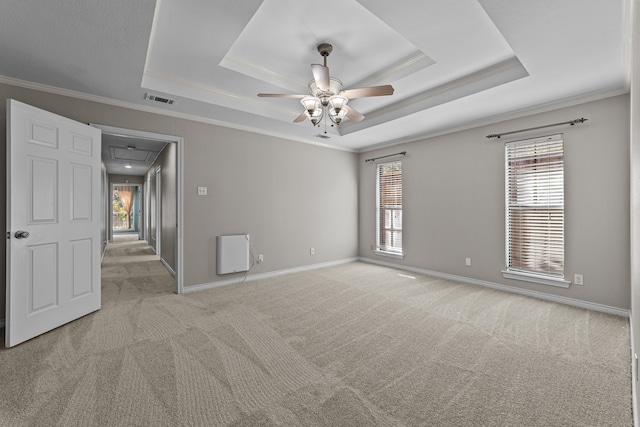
[[197, 186, 207, 196]]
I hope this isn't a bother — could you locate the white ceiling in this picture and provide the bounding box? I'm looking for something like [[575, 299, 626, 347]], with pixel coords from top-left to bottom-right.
[[0, 0, 629, 152]]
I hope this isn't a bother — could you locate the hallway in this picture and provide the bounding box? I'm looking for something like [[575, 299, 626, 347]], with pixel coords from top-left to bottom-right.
[[102, 235, 175, 301]]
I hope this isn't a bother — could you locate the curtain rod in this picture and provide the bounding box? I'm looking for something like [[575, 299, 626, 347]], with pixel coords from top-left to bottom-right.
[[486, 118, 587, 139], [364, 151, 406, 163]]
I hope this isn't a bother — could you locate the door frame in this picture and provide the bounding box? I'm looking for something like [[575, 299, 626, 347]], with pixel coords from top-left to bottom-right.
[[91, 124, 184, 294], [155, 166, 162, 258], [110, 182, 143, 241]]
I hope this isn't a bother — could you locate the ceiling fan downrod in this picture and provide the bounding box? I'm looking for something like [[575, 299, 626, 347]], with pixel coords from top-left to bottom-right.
[[317, 43, 332, 67]]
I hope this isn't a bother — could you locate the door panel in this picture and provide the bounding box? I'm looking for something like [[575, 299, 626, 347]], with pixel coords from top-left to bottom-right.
[[6, 99, 102, 347], [30, 157, 58, 222], [71, 164, 92, 220], [29, 243, 58, 313]]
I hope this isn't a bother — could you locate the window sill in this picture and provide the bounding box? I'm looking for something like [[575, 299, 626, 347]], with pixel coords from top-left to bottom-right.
[[502, 270, 570, 288], [374, 250, 404, 260]]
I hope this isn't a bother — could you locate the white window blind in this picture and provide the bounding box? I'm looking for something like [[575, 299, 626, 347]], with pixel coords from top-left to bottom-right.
[[377, 161, 402, 255], [505, 134, 564, 279]]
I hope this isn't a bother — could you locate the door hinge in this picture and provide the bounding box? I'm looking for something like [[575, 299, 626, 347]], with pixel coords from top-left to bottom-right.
[[6, 231, 10, 240]]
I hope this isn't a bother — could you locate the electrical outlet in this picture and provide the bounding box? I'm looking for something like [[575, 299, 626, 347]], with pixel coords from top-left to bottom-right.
[[258, 254, 263, 263], [197, 186, 207, 196], [465, 257, 472, 266], [310, 248, 315, 255], [574, 274, 583, 285]]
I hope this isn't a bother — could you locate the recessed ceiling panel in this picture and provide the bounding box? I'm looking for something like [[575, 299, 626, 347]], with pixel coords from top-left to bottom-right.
[[111, 147, 153, 162], [142, 0, 534, 137], [219, 0, 435, 92]]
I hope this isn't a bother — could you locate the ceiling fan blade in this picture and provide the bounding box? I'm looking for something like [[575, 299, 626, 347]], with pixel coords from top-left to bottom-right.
[[345, 106, 365, 122], [293, 111, 308, 123], [311, 64, 330, 92], [341, 85, 394, 99], [258, 93, 306, 98]]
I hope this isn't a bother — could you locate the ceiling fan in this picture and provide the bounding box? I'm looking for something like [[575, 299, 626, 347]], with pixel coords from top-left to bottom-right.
[[258, 43, 394, 126]]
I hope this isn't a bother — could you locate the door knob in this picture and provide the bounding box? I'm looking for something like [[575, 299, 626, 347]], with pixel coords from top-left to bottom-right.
[[14, 230, 30, 239]]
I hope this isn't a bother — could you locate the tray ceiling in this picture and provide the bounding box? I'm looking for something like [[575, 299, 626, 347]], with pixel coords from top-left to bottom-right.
[[0, 0, 628, 151]]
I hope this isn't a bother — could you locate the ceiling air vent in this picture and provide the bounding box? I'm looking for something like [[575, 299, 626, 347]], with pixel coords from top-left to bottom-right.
[[314, 134, 331, 139], [145, 93, 176, 105]]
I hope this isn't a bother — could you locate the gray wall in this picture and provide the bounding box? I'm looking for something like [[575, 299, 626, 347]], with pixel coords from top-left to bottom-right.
[[145, 142, 177, 271], [101, 163, 108, 254], [0, 82, 359, 320], [181, 124, 359, 287], [148, 167, 157, 253], [0, 81, 630, 322], [359, 94, 630, 310]]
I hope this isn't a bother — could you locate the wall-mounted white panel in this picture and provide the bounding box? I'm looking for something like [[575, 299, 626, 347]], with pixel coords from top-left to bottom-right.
[[70, 164, 92, 221], [30, 156, 58, 224], [217, 234, 250, 274], [71, 239, 92, 298], [30, 243, 59, 313], [28, 120, 58, 148]]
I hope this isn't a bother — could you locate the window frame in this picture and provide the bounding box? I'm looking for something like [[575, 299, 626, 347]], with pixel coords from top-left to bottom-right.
[[375, 160, 404, 259], [502, 134, 570, 288]]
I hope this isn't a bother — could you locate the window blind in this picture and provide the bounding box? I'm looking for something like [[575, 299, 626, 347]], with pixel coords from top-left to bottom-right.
[[377, 161, 402, 254], [506, 134, 564, 278]]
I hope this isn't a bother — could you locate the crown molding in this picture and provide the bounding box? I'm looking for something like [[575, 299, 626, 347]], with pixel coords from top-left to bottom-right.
[[0, 75, 355, 153]]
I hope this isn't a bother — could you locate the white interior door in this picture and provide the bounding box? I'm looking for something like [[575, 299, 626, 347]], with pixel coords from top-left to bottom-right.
[[6, 99, 102, 347]]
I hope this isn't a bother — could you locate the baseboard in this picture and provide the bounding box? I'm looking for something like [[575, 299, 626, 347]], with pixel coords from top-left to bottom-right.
[[184, 257, 359, 294], [160, 257, 176, 277], [359, 257, 630, 317]]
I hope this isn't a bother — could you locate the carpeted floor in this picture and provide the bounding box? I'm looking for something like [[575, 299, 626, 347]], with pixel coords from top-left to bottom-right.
[[0, 238, 633, 426]]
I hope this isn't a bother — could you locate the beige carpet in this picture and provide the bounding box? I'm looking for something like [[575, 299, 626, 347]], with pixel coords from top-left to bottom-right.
[[0, 238, 632, 426]]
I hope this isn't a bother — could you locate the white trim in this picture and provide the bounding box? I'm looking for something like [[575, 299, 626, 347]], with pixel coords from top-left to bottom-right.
[[183, 257, 359, 294], [160, 257, 176, 278], [0, 75, 354, 153], [374, 250, 404, 259], [502, 270, 571, 288], [0, 75, 626, 155], [357, 87, 629, 153], [176, 132, 185, 294], [359, 257, 630, 317]]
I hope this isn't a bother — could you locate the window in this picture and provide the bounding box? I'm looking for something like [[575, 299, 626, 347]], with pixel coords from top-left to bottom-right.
[[503, 134, 569, 287], [376, 160, 403, 257]]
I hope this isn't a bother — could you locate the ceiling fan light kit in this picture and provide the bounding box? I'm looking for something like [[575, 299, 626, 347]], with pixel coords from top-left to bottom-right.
[[258, 43, 394, 129]]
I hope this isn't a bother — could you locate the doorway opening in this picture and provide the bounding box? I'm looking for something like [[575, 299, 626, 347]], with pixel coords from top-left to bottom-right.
[[112, 184, 142, 237], [94, 124, 184, 294]]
